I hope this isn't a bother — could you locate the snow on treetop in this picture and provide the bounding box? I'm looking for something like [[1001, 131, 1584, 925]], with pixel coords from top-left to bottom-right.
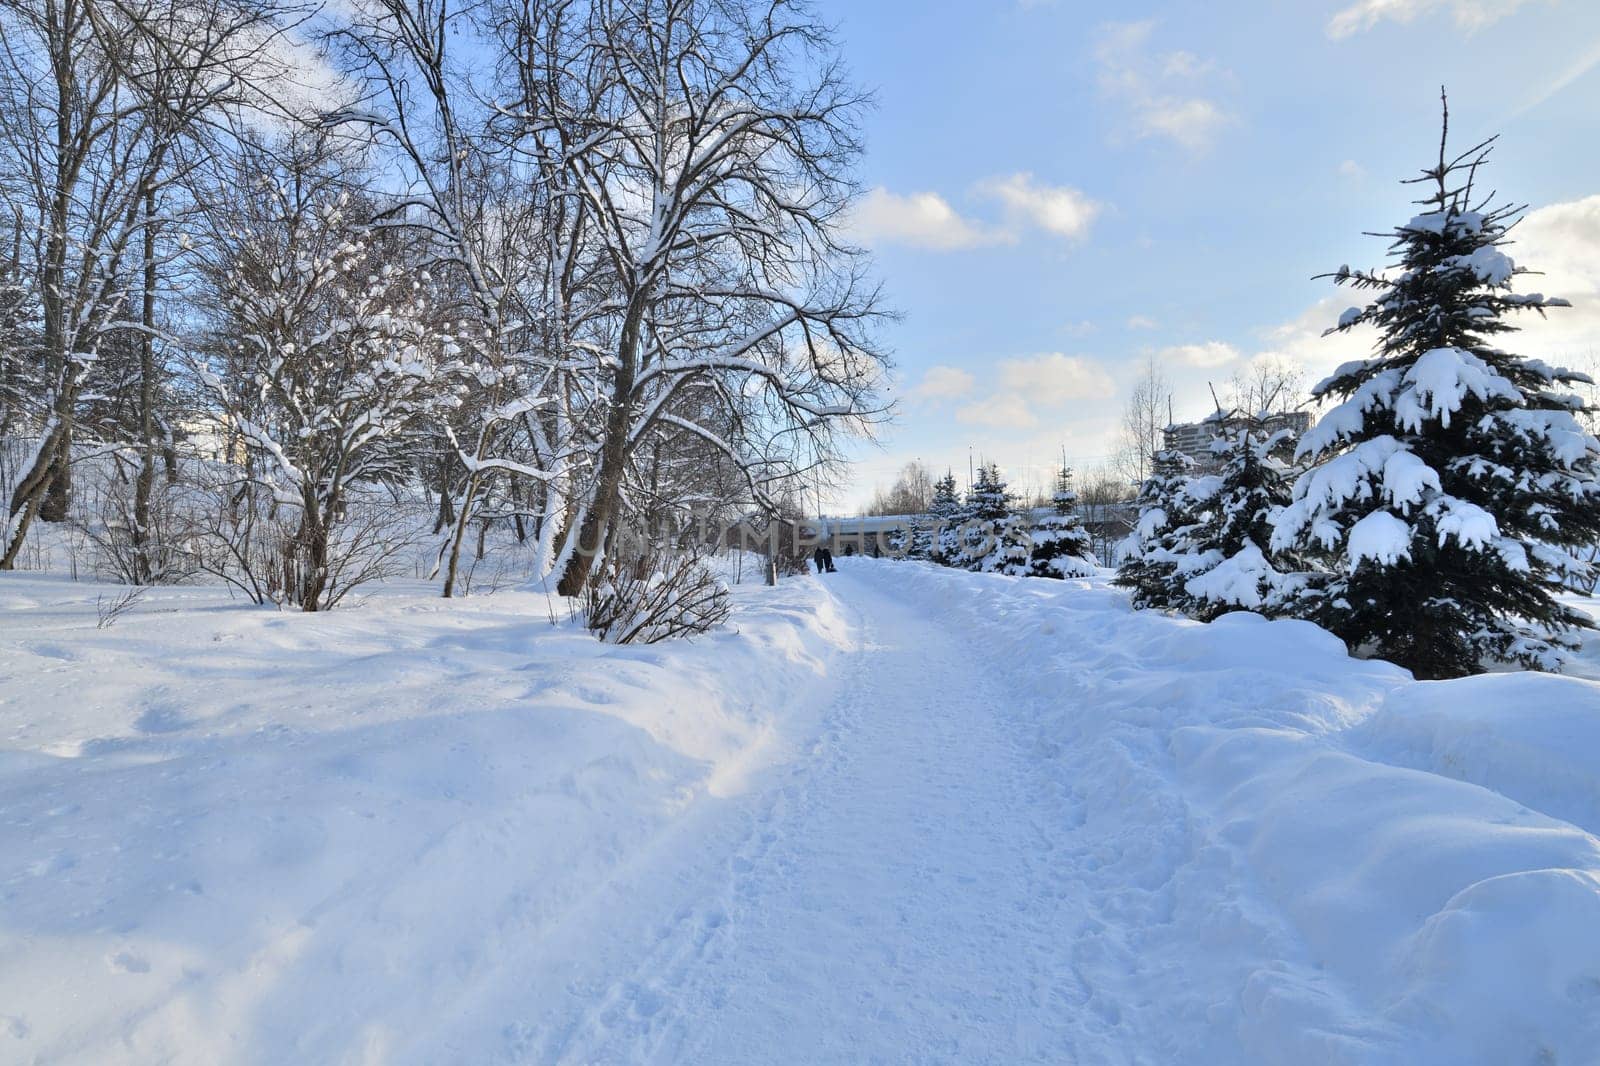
[[1403, 208, 1486, 236], [1183, 474, 1224, 504], [1184, 543, 1277, 609], [1136, 507, 1169, 540], [1311, 357, 1381, 398], [1488, 408, 1600, 469], [1445, 245, 1515, 287]]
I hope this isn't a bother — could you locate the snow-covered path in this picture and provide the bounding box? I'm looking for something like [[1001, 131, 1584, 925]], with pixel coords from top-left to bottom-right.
[[5, 560, 1600, 1064], [535, 564, 1299, 1065], [555, 571, 1089, 1063]]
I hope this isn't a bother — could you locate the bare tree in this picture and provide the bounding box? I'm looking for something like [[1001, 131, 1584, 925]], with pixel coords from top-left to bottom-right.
[[1076, 464, 1136, 565], [194, 137, 465, 610], [1228, 354, 1305, 418], [1113, 354, 1170, 487], [324, 0, 578, 598], [0, 0, 304, 569], [514, 0, 890, 597], [865, 459, 933, 515]]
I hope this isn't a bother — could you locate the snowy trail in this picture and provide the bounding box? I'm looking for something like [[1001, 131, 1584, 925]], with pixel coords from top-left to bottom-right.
[[552, 569, 1089, 1063], [6, 562, 1600, 1064], [528, 564, 1290, 1065]]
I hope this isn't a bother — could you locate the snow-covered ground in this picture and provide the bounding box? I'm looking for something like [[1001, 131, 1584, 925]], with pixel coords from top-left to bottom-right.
[[2, 559, 1599, 1064]]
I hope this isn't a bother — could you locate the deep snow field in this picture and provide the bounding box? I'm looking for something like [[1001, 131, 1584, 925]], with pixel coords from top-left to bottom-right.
[[2, 557, 1600, 1064]]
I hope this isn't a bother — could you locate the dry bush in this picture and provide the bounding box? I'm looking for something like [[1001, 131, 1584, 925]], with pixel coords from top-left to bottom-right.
[[75, 454, 200, 585], [583, 549, 732, 644], [184, 469, 421, 610]]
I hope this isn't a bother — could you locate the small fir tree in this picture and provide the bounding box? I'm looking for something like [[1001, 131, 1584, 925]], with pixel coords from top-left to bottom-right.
[[1184, 425, 1297, 620], [1271, 98, 1600, 678], [956, 462, 1030, 574], [1028, 465, 1096, 579], [926, 470, 964, 564], [1115, 449, 1213, 611]]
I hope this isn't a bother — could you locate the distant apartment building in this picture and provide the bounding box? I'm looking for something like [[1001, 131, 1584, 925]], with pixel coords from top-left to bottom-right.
[[1162, 410, 1312, 470]]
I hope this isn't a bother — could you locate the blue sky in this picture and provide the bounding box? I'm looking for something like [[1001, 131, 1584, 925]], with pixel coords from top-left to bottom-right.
[[816, 0, 1600, 508]]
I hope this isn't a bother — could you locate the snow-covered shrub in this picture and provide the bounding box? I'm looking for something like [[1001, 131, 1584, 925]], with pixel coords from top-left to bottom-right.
[[74, 453, 198, 586], [1271, 110, 1600, 678], [1181, 426, 1299, 620], [1028, 465, 1096, 579], [952, 463, 1029, 574], [583, 550, 733, 644], [1115, 449, 1210, 611], [925, 471, 964, 564], [181, 466, 423, 609]]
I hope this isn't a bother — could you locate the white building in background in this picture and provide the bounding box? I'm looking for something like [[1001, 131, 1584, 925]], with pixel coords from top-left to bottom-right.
[[1163, 410, 1311, 471]]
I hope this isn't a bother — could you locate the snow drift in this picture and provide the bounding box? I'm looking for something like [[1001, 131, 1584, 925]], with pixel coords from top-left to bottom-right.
[[0, 573, 852, 1063], [877, 559, 1600, 1065]]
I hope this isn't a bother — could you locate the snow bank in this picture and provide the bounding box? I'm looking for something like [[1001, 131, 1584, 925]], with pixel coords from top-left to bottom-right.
[[0, 571, 853, 1064], [859, 557, 1600, 1065], [1353, 672, 1600, 837]]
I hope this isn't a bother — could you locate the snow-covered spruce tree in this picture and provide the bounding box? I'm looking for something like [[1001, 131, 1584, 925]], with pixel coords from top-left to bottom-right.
[[955, 462, 1031, 574], [1115, 449, 1213, 611], [1272, 105, 1600, 678], [1028, 465, 1096, 579], [1184, 426, 1297, 621], [925, 471, 963, 564]]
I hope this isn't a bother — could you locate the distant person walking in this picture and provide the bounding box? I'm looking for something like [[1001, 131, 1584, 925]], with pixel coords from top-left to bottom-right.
[[813, 545, 836, 574]]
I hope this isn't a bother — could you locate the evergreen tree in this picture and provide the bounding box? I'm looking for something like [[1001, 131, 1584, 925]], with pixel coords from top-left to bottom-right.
[[0, 241, 37, 440], [1115, 449, 1213, 611], [1028, 464, 1096, 579], [925, 470, 964, 564], [956, 462, 1030, 574], [1272, 100, 1600, 678], [1184, 426, 1297, 620]]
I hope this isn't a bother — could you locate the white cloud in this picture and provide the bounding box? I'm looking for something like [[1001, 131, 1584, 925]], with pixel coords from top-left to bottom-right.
[[1126, 315, 1159, 330], [850, 187, 1006, 251], [978, 173, 1102, 242], [1094, 21, 1233, 152], [957, 393, 1039, 429], [1510, 37, 1600, 119], [1504, 193, 1600, 368], [1136, 98, 1229, 150], [854, 174, 1103, 252], [1327, 0, 1541, 38], [950, 353, 1115, 431], [1158, 341, 1243, 368], [910, 365, 977, 402], [997, 353, 1117, 404], [1250, 295, 1377, 387], [1338, 159, 1367, 181]]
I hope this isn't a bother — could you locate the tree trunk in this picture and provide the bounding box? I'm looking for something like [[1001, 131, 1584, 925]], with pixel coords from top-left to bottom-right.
[[297, 494, 329, 612], [555, 303, 643, 597], [510, 477, 527, 543], [433, 455, 455, 534], [131, 187, 157, 584], [440, 470, 480, 598], [35, 24, 77, 527]]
